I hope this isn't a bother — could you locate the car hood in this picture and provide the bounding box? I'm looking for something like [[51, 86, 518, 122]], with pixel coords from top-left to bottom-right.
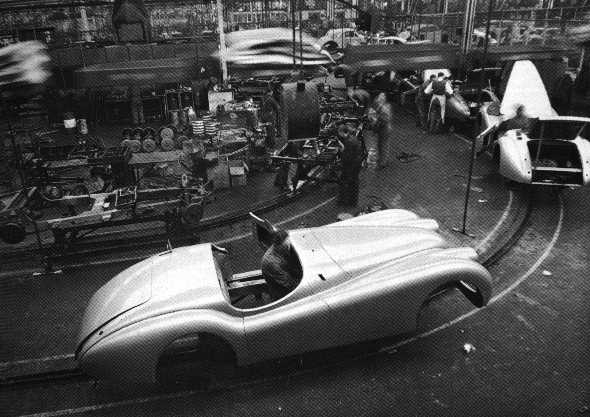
[[77, 256, 153, 347], [500, 60, 557, 118], [77, 244, 221, 347]]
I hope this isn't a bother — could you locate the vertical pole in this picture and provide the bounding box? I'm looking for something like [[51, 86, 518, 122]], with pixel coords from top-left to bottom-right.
[[292, 0, 297, 68], [79, 6, 91, 42], [461, 0, 477, 56], [217, 0, 228, 84], [456, 0, 494, 236], [299, 0, 303, 71]]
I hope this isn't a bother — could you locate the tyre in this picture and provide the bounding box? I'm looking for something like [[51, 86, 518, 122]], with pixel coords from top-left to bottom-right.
[[41, 185, 64, 201], [0, 222, 26, 244], [159, 126, 176, 142], [182, 202, 203, 227], [160, 137, 175, 151], [127, 139, 142, 153], [142, 138, 157, 153]]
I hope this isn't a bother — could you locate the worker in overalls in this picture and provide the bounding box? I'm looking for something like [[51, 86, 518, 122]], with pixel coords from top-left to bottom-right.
[[425, 72, 453, 133], [260, 87, 280, 149], [130, 85, 145, 126], [337, 124, 363, 207], [368, 93, 394, 169]]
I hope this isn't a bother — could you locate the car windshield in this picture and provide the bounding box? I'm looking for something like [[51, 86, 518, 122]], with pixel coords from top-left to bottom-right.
[[529, 120, 590, 140]]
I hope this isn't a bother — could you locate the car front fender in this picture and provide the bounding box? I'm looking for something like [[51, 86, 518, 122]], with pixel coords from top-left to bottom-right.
[[78, 310, 245, 385], [496, 134, 532, 183], [573, 137, 590, 186]]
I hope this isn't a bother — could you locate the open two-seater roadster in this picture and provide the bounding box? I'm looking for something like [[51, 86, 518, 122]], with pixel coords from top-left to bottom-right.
[[76, 209, 492, 385]]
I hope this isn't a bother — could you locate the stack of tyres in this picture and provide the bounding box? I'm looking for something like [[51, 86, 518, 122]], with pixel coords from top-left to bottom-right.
[[142, 127, 157, 152], [159, 126, 176, 151], [192, 120, 205, 136]]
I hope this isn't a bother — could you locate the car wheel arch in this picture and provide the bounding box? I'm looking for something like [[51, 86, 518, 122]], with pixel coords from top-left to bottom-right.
[[157, 332, 237, 364], [322, 40, 338, 51], [155, 332, 237, 386], [416, 273, 490, 325]]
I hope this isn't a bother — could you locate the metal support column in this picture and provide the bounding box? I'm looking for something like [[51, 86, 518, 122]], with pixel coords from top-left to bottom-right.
[[78, 6, 91, 42], [299, 0, 303, 70], [292, 0, 297, 68], [455, 0, 494, 237], [461, 0, 477, 55], [217, 0, 228, 83]]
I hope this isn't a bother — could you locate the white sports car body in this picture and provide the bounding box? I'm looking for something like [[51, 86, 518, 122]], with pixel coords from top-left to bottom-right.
[[494, 117, 590, 186], [223, 28, 334, 77], [478, 60, 590, 187], [76, 209, 492, 385]]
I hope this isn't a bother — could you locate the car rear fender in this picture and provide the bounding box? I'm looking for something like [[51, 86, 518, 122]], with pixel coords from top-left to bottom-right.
[[78, 310, 244, 385], [324, 255, 491, 343], [414, 258, 492, 310]]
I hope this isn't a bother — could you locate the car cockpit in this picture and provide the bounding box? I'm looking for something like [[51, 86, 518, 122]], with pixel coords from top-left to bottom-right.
[[213, 213, 303, 309]]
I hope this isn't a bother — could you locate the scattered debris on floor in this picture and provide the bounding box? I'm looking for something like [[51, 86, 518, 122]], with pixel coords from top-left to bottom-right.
[[397, 152, 421, 163], [462, 184, 484, 192], [462, 343, 476, 354]]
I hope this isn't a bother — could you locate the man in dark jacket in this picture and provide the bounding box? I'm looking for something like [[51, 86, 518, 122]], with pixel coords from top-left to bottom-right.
[[337, 124, 363, 206], [261, 230, 300, 300], [260, 87, 280, 148]]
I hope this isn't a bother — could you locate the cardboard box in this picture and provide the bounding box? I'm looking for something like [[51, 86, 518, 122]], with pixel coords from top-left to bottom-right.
[[229, 160, 248, 187]]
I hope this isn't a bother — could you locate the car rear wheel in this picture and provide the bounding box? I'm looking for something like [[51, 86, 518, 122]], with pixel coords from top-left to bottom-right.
[[0, 222, 26, 244]]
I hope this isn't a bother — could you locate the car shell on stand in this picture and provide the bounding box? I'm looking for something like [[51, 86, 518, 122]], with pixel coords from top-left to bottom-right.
[[76, 209, 492, 385]]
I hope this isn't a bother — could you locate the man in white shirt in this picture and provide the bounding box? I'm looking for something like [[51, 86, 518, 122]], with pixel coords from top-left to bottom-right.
[[424, 72, 454, 131]]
